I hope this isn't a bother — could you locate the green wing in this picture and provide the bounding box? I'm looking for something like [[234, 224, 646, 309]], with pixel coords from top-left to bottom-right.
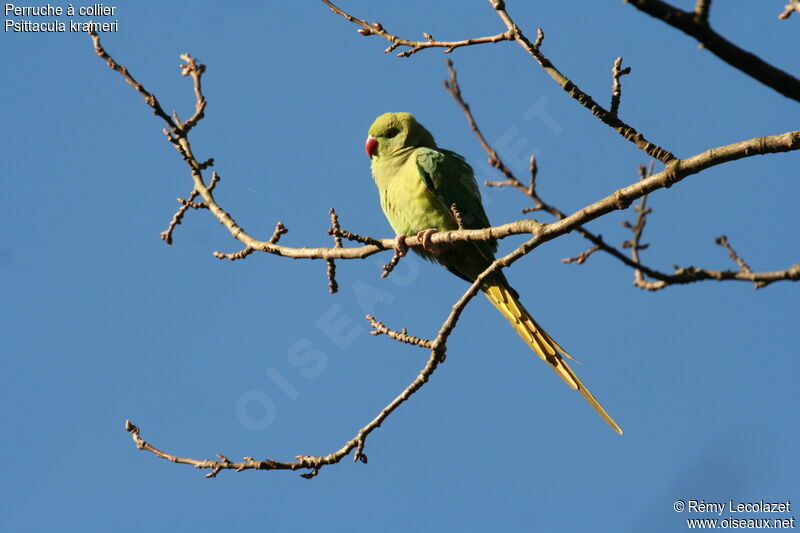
[[415, 149, 494, 240], [414, 147, 499, 282]]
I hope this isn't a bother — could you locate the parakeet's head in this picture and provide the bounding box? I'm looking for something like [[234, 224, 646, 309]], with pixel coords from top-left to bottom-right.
[[365, 112, 436, 159]]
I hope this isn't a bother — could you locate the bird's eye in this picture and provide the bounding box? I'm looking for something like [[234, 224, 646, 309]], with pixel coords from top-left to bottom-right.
[[384, 128, 399, 139]]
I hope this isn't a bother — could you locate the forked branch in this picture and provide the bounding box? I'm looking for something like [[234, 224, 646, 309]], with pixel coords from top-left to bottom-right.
[[322, 0, 512, 57], [328, 0, 675, 162], [444, 59, 800, 291]]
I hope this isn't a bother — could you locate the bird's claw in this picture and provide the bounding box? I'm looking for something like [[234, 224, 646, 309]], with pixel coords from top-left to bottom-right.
[[394, 229, 439, 256], [416, 228, 439, 253], [393, 234, 408, 257]]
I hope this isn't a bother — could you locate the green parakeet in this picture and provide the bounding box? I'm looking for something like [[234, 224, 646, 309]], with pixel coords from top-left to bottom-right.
[[366, 112, 622, 435]]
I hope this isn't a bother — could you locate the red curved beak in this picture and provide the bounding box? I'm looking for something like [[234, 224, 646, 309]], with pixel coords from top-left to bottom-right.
[[365, 136, 378, 158]]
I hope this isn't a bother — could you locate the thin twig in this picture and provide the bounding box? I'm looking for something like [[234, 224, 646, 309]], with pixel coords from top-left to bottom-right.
[[212, 246, 254, 261], [610, 57, 631, 117], [622, 163, 656, 289], [443, 59, 519, 182], [161, 190, 200, 245], [327, 209, 342, 294], [715, 235, 765, 289], [330, 228, 383, 247], [125, 420, 294, 477], [562, 244, 601, 265], [322, 0, 512, 57], [214, 222, 286, 261], [88, 32, 179, 131], [179, 54, 206, 134], [715, 235, 751, 274], [380, 248, 404, 279], [486, 6, 675, 162], [268, 221, 289, 244], [624, 263, 800, 291], [450, 203, 466, 229], [160, 172, 219, 244], [366, 315, 434, 349], [125, 311, 448, 476]]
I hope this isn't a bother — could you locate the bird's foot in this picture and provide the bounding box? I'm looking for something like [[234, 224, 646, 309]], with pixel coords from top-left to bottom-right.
[[416, 228, 439, 253], [393, 234, 408, 257]]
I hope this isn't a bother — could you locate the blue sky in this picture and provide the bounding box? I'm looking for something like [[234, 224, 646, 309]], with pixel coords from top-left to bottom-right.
[[2, 2, 798, 532]]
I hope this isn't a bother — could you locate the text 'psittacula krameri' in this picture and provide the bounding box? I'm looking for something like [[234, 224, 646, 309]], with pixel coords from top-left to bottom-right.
[[366, 112, 622, 435]]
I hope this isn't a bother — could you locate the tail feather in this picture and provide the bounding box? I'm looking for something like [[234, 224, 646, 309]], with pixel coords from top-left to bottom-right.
[[483, 280, 623, 435]]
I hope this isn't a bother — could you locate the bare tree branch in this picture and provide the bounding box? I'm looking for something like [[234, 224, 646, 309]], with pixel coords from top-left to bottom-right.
[[162, 165, 220, 245], [125, 307, 447, 477], [161, 190, 200, 245], [618, 166, 799, 291], [487, 4, 676, 163], [326, 208, 343, 293], [444, 60, 800, 291], [610, 57, 631, 117], [367, 315, 434, 349], [623, 261, 800, 291], [716, 235, 752, 275], [322, 0, 512, 57], [622, 163, 657, 289], [328, 1, 676, 163], [622, 0, 800, 102], [562, 244, 601, 265], [213, 221, 286, 261], [380, 247, 405, 279]]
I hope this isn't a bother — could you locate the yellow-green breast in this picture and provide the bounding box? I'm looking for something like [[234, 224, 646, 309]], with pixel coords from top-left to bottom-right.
[[372, 148, 458, 237]]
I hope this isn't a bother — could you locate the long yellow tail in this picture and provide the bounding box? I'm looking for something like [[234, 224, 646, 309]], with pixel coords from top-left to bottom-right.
[[483, 280, 623, 435]]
